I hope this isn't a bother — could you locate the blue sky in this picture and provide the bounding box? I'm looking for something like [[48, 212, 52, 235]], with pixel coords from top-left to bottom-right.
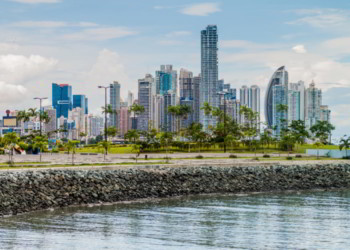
[[1, 0, 350, 140]]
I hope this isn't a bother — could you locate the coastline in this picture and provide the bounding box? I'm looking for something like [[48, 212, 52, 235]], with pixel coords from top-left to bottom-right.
[[1, 162, 350, 216]]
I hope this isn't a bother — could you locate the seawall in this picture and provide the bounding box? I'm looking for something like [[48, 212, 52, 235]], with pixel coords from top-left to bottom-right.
[[1, 163, 350, 216]]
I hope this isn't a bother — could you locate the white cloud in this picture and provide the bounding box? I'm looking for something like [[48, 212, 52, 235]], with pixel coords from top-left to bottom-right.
[[158, 40, 184, 46], [165, 31, 191, 37], [180, 3, 221, 16], [0, 54, 57, 84], [11, 21, 99, 28], [220, 40, 279, 50], [288, 9, 350, 29], [11, 0, 60, 3], [62, 27, 137, 41], [12, 21, 67, 28], [0, 81, 27, 104], [292, 44, 307, 54]]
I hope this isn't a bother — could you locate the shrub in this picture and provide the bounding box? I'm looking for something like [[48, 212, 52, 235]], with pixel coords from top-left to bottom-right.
[[195, 155, 204, 159], [295, 155, 302, 158], [263, 154, 270, 158], [286, 156, 293, 160], [229, 154, 238, 158], [342, 156, 350, 160]]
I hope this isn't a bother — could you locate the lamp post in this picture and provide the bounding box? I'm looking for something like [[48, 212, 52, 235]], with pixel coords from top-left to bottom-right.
[[34, 97, 48, 136], [98, 85, 110, 142], [217, 91, 228, 153]]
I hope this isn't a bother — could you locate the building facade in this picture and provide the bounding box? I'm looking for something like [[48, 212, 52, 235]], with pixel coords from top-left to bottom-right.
[[200, 25, 219, 131], [52, 83, 72, 118], [288, 81, 305, 123], [305, 81, 322, 128], [73, 95, 88, 115], [265, 66, 289, 137], [109, 81, 121, 130], [138, 74, 154, 131]]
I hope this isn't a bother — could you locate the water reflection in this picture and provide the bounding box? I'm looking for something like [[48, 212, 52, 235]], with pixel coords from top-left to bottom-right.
[[1, 190, 350, 249]]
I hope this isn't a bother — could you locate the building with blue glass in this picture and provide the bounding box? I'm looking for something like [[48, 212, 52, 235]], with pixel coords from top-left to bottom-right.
[[52, 83, 73, 118], [73, 95, 88, 115]]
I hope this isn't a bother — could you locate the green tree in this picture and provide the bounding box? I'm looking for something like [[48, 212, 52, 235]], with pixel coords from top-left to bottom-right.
[[310, 121, 335, 144], [339, 136, 350, 158], [105, 127, 118, 141], [276, 104, 289, 135], [313, 141, 323, 159], [3, 132, 19, 164], [225, 134, 237, 151], [239, 106, 259, 151], [66, 140, 79, 165], [130, 103, 145, 127], [158, 131, 173, 155], [33, 136, 48, 162], [124, 129, 140, 144], [289, 120, 309, 145]]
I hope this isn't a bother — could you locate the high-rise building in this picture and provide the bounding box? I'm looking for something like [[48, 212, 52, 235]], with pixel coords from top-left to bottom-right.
[[138, 74, 154, 131], [43, 106, 57, 138], [223, 83, 236, 100], [288, 81, 305, 123], [305, 81, 322, 128], [200, 25, 219, 131], [73, 95, 88, 115], [265, 66, 288, 137], [109, 81, 121, 130], [179, 69, 195, 128], [119, 106, 130, 137], [320, 105, 331, 123], [52, 83, 72, 118], [85, 98, 88, 115], [128, 91, 134, 107], [193, 75, 201, 123], [239, 85, 260, 127], [68, 107, 85, 137], [155, 65, 177, 95], [88, 115, 104, 137]]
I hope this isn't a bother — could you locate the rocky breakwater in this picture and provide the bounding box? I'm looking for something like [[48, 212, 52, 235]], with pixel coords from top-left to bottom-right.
[[1, 163, 350, 216]]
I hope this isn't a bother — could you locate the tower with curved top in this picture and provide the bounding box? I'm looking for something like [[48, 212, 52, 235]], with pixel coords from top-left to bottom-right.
[[264, 66, 288, 136]]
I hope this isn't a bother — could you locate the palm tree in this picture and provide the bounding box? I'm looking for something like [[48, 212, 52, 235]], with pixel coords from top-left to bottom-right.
[[130, 103, 145, 128], [98, 141, 111, 161], [33, 136, 48, 162], [66, 140, 79, 165], [3, 132, 19, 164], [28, 108, 38, 117], [339, 136, 350, 158]]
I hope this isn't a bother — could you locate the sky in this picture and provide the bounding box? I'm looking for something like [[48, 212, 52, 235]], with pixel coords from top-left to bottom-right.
[[1, 0, 350, 140]]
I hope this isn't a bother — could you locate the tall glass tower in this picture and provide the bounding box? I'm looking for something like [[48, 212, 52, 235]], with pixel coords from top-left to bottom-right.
[[200, 25, 219, 131], [109, 81, 121, 129], [265, 66, 288, 137], [52, 83, 72, 118], [73, 95, 88, 115]]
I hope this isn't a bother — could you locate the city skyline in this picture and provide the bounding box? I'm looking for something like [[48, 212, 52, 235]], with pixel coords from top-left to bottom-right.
[[1, 0, 350, 139]]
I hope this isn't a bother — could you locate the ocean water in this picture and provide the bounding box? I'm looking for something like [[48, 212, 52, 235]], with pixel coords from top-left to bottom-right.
[[1, 190, 350, 249]]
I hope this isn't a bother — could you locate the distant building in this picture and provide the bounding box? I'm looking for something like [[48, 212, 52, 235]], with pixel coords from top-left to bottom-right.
[[120, 106, 130, 137], [305, 81, 322, 128], [265, 66, 288, 137], [52, 83, 72, 118], [127, 91, 134, 107], [179, 69, 195, 128], [288, 81, 305, 123], [320, 105, 331, 123], [193, 75, 201, 123], [43, 106, 57, 138], [200, 25, 219, 131], [138, 74, 154, 131], [73, 95, 88, 115], [109, 81, 121, 130]]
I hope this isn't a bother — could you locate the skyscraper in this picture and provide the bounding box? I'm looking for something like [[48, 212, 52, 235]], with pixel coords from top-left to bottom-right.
[[138, 74, 154, 131], [265, 66, 288, 137], [73, 95, 87, 115], [288, 81, 305, 123], [320, 105, 331, 123], [193, 75, 201, 123], [52, 83, 73, 118], [305, 81, 322, 128], [179, 69, 194, 128], [127, 91, 134, 107], [239, 85, 260, 127], [200, 25, 219, 131], [109, 81, 121, 129]]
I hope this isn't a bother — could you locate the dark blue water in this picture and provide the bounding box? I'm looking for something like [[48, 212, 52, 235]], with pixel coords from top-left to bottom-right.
[[1, 190, 350, 249]]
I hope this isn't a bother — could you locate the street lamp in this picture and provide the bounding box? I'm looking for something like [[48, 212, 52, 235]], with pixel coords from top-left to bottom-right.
[[98, 85, 110, 142], [34, 97, 48, 136], [217, 91, 228, 153]]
